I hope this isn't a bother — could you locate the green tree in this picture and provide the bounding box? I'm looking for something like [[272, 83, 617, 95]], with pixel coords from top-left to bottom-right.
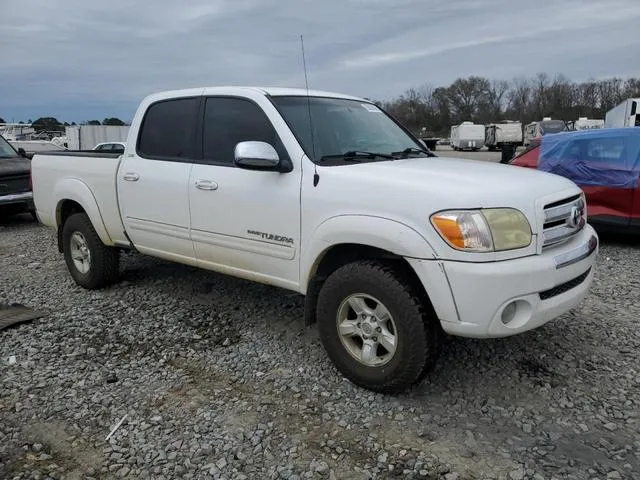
[[87, 120, 101, 125], [32, 117, 64, 133], [102, 117, 125, 126], [0, 117, 5, 124]]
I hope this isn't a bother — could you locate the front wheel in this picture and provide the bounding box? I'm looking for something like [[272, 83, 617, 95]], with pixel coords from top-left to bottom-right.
[[316, 260, 442, 394], [62, 213, 120, 289]]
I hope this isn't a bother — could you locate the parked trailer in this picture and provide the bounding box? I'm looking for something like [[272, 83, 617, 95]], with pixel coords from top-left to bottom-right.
[[604, 98, 640, 128], [484, 121, 523, 151], [65, 125, 130, 150], [568, 117, 604, 131], [450, 122, 485, 151], [523, 118, 568, 146]]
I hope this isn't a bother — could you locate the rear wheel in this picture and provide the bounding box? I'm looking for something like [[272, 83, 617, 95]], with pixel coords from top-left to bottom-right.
[[62, 213, 120, 289], [316, 260, 442, 394]]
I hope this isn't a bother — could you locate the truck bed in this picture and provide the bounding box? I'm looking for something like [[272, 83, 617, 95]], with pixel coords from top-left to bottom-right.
[[31, 151, 128, 246]]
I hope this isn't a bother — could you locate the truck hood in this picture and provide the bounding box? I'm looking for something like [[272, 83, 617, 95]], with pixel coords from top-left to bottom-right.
[[312, 154, 583, 262], [0, 156, 31, 177], [327, 155, 578, 206]]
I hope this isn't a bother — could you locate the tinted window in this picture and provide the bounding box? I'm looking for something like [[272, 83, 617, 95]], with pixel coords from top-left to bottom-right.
[[138, 97, 199, 159], [202, 97, 287, 165]]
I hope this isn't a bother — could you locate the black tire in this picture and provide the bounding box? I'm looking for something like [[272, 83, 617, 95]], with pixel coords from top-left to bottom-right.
[[62, 212, 120, 289], [316, 260, 442, 394]]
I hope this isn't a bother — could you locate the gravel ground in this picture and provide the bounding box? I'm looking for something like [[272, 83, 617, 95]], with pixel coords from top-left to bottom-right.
[[1, 215, 639, 480]]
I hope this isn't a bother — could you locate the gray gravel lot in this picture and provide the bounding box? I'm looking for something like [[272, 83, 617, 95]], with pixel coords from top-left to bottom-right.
[[1, 215, 639, 480]]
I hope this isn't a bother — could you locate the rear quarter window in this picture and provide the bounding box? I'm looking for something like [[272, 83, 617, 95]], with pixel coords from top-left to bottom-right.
[[137, 97, 200, 160]]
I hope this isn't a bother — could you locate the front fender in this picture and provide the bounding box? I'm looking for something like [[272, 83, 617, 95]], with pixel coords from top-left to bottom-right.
[[54, 178, 113, 246], [301, 214, 438, 290]]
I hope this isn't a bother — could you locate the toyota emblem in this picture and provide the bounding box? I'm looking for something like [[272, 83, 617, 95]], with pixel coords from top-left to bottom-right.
[[568, 206, 583, 228]]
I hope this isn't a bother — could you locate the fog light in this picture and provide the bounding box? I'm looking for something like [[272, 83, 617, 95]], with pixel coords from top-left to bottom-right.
[[501, 301, 517, 325]]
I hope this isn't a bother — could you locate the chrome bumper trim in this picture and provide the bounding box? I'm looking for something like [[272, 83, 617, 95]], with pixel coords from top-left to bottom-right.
[[553, 234, 598, 269]]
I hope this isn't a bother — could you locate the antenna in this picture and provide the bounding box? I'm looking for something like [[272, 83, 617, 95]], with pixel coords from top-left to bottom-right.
[[300, 34, 319, 187]]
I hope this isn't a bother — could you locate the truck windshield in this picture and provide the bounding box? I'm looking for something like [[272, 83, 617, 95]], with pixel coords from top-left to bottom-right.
[[270, 96, 428, 164], [0, 135, 19, 158]]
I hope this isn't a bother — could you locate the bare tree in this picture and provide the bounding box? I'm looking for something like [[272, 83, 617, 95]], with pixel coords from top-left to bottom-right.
[[381, 73, 638, 136], [484, 80, 510, 122]]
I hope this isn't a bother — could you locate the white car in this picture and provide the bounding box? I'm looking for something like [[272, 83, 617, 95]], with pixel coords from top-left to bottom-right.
[[31, 86, 598, 393], [93, 142, 126, 153]]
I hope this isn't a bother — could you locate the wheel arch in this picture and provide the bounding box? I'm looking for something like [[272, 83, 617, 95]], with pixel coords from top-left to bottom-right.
[[54, 179, 113, 252], [301, 215, 439, 326]]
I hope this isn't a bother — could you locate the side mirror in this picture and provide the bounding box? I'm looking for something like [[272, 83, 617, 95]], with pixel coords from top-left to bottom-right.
[[18, 147, 28, 158], [234, 141, 282, 171]]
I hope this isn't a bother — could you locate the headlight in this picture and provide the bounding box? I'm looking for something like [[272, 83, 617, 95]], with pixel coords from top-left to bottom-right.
[[431, 208, 532, 252]]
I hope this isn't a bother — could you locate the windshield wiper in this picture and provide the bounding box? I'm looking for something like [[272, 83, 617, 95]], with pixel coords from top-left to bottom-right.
[[319, 150, 396, 162], [391, 147, 434, 158]]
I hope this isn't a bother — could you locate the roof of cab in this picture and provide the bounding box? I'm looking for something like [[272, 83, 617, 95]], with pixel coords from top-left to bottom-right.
[[141, 86, 368, 103]]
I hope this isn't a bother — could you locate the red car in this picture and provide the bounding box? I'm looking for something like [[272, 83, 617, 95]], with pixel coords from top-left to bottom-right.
[[510, 127, 640, 233]]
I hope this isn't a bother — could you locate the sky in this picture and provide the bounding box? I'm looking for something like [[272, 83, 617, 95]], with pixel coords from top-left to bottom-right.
[[1, 0, 639, 123]]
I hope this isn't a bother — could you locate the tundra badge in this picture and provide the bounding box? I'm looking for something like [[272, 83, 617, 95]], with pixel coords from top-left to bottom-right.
[[247, 229, 294, 244]]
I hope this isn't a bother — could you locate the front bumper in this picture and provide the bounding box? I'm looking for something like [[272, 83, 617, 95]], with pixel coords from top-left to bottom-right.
[[0, 191, 34, 209], [407, 225, 598, 338]]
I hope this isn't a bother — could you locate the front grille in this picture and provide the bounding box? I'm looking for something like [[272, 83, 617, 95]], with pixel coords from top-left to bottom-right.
[[539, 267, 591, 300], [0, 174, 30, 195], [542, 194, 585, 248]]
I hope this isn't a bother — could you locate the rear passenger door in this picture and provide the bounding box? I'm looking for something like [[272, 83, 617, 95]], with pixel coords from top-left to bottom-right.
[[117, 95, 201, 264], [188, 95, 301, 290]]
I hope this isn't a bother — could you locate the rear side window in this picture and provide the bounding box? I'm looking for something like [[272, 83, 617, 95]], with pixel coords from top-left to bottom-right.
[[202, 97, 288, 165], [138, 97, 200, 159]]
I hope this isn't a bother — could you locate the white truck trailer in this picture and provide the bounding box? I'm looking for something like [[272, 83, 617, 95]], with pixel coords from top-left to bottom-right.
[[568, 117, 604, 131], [484, 121, 523, 150], [450, 122, 485, 151], [604, 98, 640, 128], [65, 125, 130, 150]]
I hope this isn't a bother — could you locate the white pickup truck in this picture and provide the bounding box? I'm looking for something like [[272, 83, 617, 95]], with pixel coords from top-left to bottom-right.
[[32, 86, 599, 393]]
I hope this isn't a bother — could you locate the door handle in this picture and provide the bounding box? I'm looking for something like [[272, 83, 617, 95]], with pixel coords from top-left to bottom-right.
[[195, 179, 218, 191], [122, 172, 140, 182]]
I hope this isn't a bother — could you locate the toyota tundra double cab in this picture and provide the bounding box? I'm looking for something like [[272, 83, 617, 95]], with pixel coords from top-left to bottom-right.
[[31, 86, 599, 393]]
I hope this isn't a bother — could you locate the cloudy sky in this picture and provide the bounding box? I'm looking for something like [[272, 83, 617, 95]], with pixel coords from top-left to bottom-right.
[[1, 0, 639, 123]]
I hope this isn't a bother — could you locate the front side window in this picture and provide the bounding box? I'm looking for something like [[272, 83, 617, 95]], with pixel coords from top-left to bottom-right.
[[138, 97, 199, 159], [0, 135, 18, 158], [271, 96, 427, 164], [202, 97, 287, 165]]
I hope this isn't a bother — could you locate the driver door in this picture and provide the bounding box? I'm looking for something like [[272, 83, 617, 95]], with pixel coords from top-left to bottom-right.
[[188, 95, 301, 290]]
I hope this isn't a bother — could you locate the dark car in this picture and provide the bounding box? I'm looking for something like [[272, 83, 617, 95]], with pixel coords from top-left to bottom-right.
[[510, 127, 640, 233], [0, 133, 35, 218]]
